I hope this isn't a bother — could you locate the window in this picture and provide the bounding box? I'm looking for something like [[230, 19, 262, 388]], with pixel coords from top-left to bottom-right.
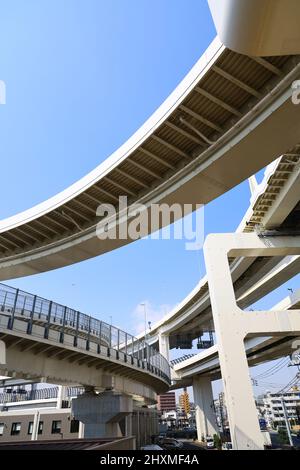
[[38, 421, 43, 435], [51, 420, 62, 434], [11, 422, 21, 436], [70, 419, 79, 434], [28, 422, 33, 435], [0, 423, 4, 436]]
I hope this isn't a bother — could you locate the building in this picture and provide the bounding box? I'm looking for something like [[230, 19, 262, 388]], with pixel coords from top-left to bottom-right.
[[179, 388, 190, 416], [157, 392, 176, 413], [261, 389, 300, 430], [159, 410, 177, 430], [0, 384, 158, 448]]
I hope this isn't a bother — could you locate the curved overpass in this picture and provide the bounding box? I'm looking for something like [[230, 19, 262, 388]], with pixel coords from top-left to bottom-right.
[[0, 284, 170, 402], [208, 0, 300, 57], [1, 38, 300, 279], [171, 288, 300, 387], [139, 150, 300, 346]]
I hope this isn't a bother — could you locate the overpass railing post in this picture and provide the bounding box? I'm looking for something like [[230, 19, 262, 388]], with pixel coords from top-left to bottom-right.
[[59, 306, 67, 344], [44, 300, 52, 339], [106, 323, 112, 357], [86, 316, 91, 351], [21, 295, 26, 315], [131, 335, 134, 364], [124, 332, 128, 362], [137, 340, 140, 366], [2, 291, 8, 311], [117, 328, 120, 359], [27, 294, 37, 335], [73, 311, 80, 348], [7, 288, 19, 330], [97, 321, 102, 354]]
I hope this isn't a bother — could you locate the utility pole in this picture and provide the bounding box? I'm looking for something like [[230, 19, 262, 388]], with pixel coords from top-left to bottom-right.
[[281, 396, 293, 447], [219, 393, 225, 434]]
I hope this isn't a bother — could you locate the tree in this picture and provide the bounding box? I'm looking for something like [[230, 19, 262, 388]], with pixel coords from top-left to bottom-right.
[[213, 434, 222, 450], [278, 427, 289, 445]]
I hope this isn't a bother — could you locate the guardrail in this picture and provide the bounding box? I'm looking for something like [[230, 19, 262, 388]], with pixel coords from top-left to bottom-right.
[[170, 354, 196, 366], [0, 386, 84, 404], [0, 284, 170, 384]]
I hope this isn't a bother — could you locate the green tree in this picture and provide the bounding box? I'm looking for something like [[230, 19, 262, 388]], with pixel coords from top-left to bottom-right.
[[278, 427, 289, 445], [213, 434, 222, 450]]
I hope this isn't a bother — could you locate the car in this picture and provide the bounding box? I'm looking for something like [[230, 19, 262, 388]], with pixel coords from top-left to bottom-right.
[[206, 436, 215, 448], [222, 442, 233, 450], [160, 438, 184, 450], [140, 444, 164, 450]]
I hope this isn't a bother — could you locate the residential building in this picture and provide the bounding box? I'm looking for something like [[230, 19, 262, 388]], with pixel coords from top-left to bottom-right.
[[179, 388, 190, 415], [261, 389, 300, 429], [157, 392, 176, 413]]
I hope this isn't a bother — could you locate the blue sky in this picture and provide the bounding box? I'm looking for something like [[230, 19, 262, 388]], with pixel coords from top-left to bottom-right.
[[0, 0, 298, 398]]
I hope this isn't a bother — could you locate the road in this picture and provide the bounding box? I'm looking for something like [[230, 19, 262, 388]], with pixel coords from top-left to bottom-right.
[[180, 440, 206, 450]]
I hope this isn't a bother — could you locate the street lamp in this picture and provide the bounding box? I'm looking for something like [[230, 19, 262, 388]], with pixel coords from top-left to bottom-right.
[[140, 303, 148, 363], [140, 303, 147, 340]]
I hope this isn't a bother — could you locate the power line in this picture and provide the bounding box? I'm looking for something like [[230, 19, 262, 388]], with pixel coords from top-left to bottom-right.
[[253, 358, 289, 380], [253, 358, 287, 378], [277, 373, 300, 394]]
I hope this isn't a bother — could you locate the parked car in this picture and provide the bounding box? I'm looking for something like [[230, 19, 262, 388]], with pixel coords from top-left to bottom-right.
[[206, 436, 215, 448], [222, 442, 233, 450], [160, 438, 184, 450], [141, 444, 163, 450]]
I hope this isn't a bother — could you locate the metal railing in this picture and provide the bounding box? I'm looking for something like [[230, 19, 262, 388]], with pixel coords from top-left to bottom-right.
[[0, 386, 84, 404], [0, 283, 170, 384], [170, 354, 196, 366]]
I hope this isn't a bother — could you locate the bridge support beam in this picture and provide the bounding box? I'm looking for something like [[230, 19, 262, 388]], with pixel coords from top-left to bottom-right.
[[0, 340, 6, 366], [71, 390, 133, 439], [204, 233, 300, 450], [193, 376, 218, 441], [56, 385, 67, 409], [158, 331, 169, 362]]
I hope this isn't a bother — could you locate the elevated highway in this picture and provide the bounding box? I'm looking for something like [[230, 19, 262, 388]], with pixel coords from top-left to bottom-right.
[[139, 151, 300, 347], [171, 287, 300, 386], [1, 38, 300, 279], [134, 149, 300, 449], [0, 19, 300, 449], [208, 0, 300, 57], [0, 284, 170, 403]]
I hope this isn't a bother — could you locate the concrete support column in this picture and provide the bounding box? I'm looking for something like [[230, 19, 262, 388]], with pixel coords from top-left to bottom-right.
[[158, 331, 169, 362], [78, 421, 85, 439], [125, 413, 132, 437], [0, 340, 6, 366], [193, 376, 218, 441], [71, 390, 133, 439], [56, 385, 67, 409], [204, 234, 265, 450]]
